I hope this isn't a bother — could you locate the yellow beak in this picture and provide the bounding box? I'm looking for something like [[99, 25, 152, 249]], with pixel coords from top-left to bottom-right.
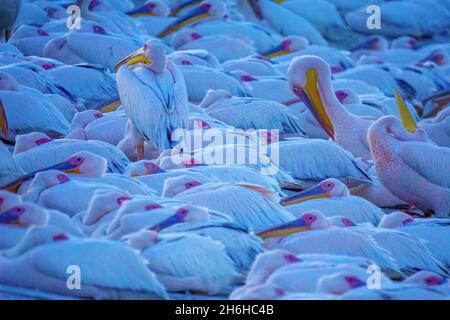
[[394, 89, 418, 133], [114, 48, 152, 71], [300, 69, 334, 139], [0, 98, 8, 138]]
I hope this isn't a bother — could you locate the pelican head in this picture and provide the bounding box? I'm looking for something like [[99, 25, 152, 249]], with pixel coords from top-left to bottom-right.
[[156, 0, 226, 38], [0, 191, 22, 212], [84, 190, 131, 225], [257, 210, 330, 239], [335, 89, 360, 105], [248, 250, 300, 282], [351, 35, 388, 52], [4, 225, 70, 258], [378, 211, 414, 229], [126, 230, 159, 251], [149, 204, 209, 231], [114, 40, 166, 73], [419, 49, 448, 66], [317, 269, 366, 295], [280, 178, 348, 206], [404, 271, 446, 287], [172, 28, 202, 48], [288, 56, 335, 139], [13, 132, 53, 155], [198, 89, 232, 109], [162, 175, 207, 198], [391, 36, 417, 50], [127, 1, 170, 18], [262, 36, 309, 59], [234, 284, 286, 300], [127, 160, 166, 177], [4, 151, 107, 192], [328, 215, 357, 227], [45, 6, 67, 20], [0, 203, 49, 227], [0, 71, 20, 91], [70, 110, 104, 130]]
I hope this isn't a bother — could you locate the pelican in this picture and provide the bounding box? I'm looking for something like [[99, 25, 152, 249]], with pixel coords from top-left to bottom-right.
[[345, 1, 450, 38], [368, 116, 450, 218], [44, 31, 142, 71], [164, 175, 296, 231], [0, 225, 168, 299], [116, 40, 189, 159], [172, 29, 256, 63], [379, 212, 450, 268], [257, 211, 400, 272], [223, 57, 282, 77], [8, 25, 56, 57], [330, 216, 448, 276], [246, 0, 327, 46], [0, 0, 21, 41], [271, 140, 371, 185], [281, 179, 384, 225], [288, 55, 380, 160], [198, 89, 307, 136], [167, 49, 222, 69], [11, 138, 129, 177], [341, 284, 448, 300], [0, 72, 69, 143], [72, 190, 131, 236], [66, 110, 128, 146], [126, 230, 240, 295]]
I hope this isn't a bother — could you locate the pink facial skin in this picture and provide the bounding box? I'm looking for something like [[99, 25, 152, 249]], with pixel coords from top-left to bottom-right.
[[57, 174, 70, 184], [93, 25, 107, 35], [425, 276, 444, 286], [181, 60, 193, 65], [341, 218, 356, 227], [344, 276, 365, 288], [284, 253, 300, 263], [176, 207, 189, 218], [335, 90, 348, 104], [37, 29, 49, 37], [402, 217, 414, 226], [191, 32, 201, 40], [184, 181, 201, 190], [69, 156, 84, 167], [36, 137, 53, 146], [116, 196, 131, 206], [330, 66, 343, 74], [320, 181, 335, 193], [145, 203, 163, 211], [240, 74, 257, 82], [302, 214, 317, 226], [53, 233, 69, 241]]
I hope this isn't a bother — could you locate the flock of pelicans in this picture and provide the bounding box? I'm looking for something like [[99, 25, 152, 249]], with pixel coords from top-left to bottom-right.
[[0, 0, 450, 300]]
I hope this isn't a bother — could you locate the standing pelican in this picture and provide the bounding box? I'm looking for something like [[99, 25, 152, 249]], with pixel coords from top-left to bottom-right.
[[288, 56, 375, 160], [116, 40, 189, 159], [368, 116, 450, 218]]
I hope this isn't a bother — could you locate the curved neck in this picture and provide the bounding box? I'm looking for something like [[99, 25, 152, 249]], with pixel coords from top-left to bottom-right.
[[317, 75, 352, 123]]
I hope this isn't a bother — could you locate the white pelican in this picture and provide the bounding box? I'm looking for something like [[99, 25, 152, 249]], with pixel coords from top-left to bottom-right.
[[379, 212, 450, 268], [198, 89, 307, 136], [331, 216, 448, 276], [345, 1, 450, 38], [128, 1, 176, 37], [72, 190, 131, 236], [271, 140, 371, 185], [0, 0, 22, 41], [13, 2, 48, 29], [167, 49, 222, 69], [368, 116, 450, 218], [0, 72, 69, 142], [222, 57, 282, 77], [126, 230, 240, 295], [341, 284, 448, 300], [179, 65, 250, 103], [8, 25, 56, 57], [246, 0, 327, 46], [257, 211, 400, 272], [164, 175, 296, 231], [66, 110, 128, 146], [45, 63, 118, 110], [281, 179, 384, 225], [0, 225, 168, 299], [172, 29, 256, 63], [419, 108, 450, 148], [13, 139, 129, 176], [116, 40, 189, 159], [43, 31, 142, 71], [287, 55, 377, 160]]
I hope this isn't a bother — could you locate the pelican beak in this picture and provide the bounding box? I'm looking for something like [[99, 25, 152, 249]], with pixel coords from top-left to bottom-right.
[[262, 44, 291, 59], [171, 0, 202, 16], [280, 183, 329, 206], [0, 97, 8, 138], [394, 89, 418, 133], [296, 69, 334, 139], [0, 208, 23, 225], [95, 96, 121, 113], [157, 4, 210, 38], [256, 218, 310, 239], [126, 4, 155, 17], [148, 213, 183, 232], [114, 47, 151, 71]]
